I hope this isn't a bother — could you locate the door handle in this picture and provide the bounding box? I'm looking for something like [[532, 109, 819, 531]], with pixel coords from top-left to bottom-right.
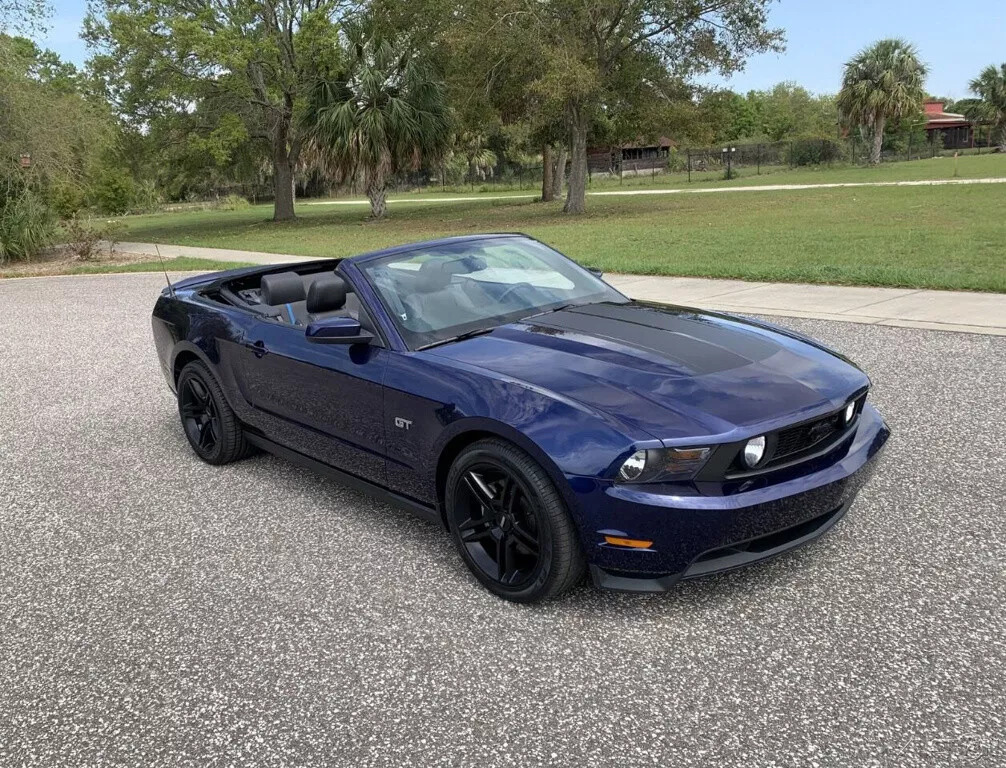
[[246, 340, 268, 358]]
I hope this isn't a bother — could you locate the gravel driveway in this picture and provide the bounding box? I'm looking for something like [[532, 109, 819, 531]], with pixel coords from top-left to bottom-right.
[[1, 273, 1004, 767]]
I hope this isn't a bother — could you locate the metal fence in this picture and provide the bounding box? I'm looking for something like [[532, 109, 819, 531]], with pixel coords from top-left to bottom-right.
[[294, 130, 1001, 200], [679, 133, 997, 182]]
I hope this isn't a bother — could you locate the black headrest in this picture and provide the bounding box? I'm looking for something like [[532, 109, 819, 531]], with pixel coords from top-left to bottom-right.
[[416, 260, 452, 293], [306, 274, 347, 313], [261, 271, 306, 305]]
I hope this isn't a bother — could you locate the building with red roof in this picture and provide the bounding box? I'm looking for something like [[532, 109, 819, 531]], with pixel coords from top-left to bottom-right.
[[924, 100, 973, 149]]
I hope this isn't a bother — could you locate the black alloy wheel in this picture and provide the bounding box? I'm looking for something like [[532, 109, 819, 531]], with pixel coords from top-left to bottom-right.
[[176, 360, 252, 465], [446, 439, 585, 602], [180, 376, 220, 455], [455, 463, 543, 588]]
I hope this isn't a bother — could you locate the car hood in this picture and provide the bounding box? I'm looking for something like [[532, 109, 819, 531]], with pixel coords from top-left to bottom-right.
[[426, 301, 870, 442]]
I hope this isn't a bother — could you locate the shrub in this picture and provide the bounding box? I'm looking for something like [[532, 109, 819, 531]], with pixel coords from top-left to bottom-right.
[[61, 215, 127, 261], [131, 180, 162, 213], [0, 183, 56, 263], [93, 168, 137, 215], [790, 139, 844, 166], [217, 193, 250, 211], [50, 184, 87, 219]]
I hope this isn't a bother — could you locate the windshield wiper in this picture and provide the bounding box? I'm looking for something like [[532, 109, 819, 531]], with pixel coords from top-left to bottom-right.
[[526, 301, 582, 319], [418, 327, 495, 350]]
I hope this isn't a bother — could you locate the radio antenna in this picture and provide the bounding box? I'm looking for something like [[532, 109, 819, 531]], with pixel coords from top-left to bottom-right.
[[154, 244, 175, 298]]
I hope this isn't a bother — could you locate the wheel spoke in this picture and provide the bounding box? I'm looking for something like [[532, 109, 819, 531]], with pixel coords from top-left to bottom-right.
[[188, 379, 208, 405], [464, 471, 496, 511], [197, 423, 209, 449], [510, 521, 539, 555], [499, 476, 517, 514], [180, 403, 201, 420], [496, 533, 512, 582], [457, 515, 493, 543]]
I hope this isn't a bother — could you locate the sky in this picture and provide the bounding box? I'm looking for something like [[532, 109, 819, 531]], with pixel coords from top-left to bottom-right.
[[39, 0, 1006, 101]]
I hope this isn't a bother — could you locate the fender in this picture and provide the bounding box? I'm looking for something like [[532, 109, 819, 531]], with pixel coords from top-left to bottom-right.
[[169, 340, 214, 385], [430, 416, 596, 529]]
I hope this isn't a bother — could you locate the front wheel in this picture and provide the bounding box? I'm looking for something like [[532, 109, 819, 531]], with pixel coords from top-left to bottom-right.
[[176, 360, 252, 465], [445, 439, 585, 603]]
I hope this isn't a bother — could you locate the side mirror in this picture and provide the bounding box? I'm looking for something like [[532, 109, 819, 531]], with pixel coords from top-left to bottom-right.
[[305, 315, 373, 345], [585, 266, 604, 279]]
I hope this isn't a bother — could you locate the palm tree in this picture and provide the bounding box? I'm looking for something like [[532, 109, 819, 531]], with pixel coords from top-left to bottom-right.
[[304, 23, 451, 218], [455, 131, 498, 181], [837, 39, 928, 164], [968, 64, 1006, 152]]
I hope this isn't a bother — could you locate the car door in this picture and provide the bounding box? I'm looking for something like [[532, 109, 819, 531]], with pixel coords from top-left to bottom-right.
[[232, 319, 388, 483]]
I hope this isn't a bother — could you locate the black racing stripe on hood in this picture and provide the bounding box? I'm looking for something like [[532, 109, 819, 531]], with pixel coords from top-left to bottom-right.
[[531, 303, 781, 375], [570, 302, 780, 359]]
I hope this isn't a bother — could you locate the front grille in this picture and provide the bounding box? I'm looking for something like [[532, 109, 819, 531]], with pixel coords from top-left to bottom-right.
[[772, 412, 845, 462], [697, 391, 868, 482]]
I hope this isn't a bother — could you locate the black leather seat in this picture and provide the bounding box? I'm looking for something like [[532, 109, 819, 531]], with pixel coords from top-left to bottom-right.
[[261, 271, 310, 325], [263, 271, 369, 329], [306, 274, 348, 317]]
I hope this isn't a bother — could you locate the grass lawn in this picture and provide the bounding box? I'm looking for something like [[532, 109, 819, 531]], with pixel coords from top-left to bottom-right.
[[0, 257, 253, 279], [117, 165, 1006, 293]]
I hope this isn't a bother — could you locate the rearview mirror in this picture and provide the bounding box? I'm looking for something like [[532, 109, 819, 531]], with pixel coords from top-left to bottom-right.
[[305, 315, 373, 345]]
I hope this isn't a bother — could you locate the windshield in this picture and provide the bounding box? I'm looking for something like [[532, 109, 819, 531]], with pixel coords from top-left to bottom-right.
[[359, 236, 626, 349]]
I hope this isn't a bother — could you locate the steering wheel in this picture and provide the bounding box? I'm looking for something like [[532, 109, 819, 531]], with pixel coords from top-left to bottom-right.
[[496, 281, 535, 307]]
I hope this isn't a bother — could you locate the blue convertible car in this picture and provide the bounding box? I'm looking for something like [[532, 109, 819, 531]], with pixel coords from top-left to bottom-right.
[[152, 234, 889, 602]]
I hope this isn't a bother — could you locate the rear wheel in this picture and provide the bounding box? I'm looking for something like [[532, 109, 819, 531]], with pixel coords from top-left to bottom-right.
[[176, 360, 252, 465], [445, 439, 585, 603]]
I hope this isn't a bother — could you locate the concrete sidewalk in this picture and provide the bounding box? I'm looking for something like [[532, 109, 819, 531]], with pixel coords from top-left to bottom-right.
[[300, 175, 1006, 207], [603, 274, 1006, 336], [118, 241, 1006, 336]]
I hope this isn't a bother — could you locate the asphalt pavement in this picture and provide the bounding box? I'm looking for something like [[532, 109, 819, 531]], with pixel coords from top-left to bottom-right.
[[1, 273, 1004, 767]]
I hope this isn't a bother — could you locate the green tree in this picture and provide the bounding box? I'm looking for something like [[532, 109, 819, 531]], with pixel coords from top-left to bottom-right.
[[0, 36, 110, 259], [0, 0, 50, 34], [85, 0, 347, 221], [694, 90, 751, 144], [967, 63, 1006, 152], [554, 1, 781, 213], [837, 38, 928, 164], [757, 82, 837, 141], [437, 0, 780, 214], [303, 22, 451, 218]]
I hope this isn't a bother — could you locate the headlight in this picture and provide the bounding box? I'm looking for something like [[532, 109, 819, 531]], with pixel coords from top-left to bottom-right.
[[742, 436, 766, 468], [616, 446, 711, 484], [617, 450, 647, 481]]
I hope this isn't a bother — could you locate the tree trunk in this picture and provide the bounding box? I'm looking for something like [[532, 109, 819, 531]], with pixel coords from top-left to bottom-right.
[[541, 144, 554, 202], [998, 122, 1006, 153], [551, 145, 566, 199], [870, 115, 886, 165], [563, 106, 588, 214], [272, 121, 296, 221], [366, 179, 388, 219]]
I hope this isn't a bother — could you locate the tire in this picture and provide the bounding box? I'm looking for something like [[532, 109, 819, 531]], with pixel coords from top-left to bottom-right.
[[176, 360, 253, 465], [445, 438, 585, 603]]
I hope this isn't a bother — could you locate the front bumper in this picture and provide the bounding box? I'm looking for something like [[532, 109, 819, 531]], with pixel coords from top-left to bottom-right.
[[576, 404, 890, 592]]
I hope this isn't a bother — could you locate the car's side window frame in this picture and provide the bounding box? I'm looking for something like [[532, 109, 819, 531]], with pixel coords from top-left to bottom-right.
[[337, 261, 404, 351]]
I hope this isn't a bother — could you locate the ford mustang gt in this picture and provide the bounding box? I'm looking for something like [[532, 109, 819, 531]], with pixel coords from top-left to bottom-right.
[[152, 234, 890, 602]]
